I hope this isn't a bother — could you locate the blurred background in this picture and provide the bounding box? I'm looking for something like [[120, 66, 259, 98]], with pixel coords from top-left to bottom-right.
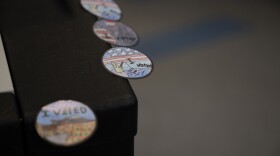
[[117, 0, 280, 156]]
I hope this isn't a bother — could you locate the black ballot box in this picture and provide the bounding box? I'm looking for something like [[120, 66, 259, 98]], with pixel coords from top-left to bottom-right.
[[0, 0, 137, 156], [0, 93, 24, 156]]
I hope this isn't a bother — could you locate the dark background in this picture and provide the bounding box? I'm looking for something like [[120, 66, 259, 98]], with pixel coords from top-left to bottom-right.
[[0, 0, 279, 156], [117, 0, 280, 156]]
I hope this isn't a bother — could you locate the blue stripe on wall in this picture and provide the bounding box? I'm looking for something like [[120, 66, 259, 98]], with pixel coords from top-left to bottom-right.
[[135, 18, 247, 59]]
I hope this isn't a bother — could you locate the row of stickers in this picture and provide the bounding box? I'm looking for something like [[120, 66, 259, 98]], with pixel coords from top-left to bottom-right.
[[81, 0, 154, 79], [35, 0, 153, 147]]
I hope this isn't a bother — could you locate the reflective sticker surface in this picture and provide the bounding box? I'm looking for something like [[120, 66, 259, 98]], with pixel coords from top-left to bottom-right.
[[94, 20, 138, 46], [81, 0, 121, 21], [35, 100, 97, 146], [102, 47, 153, 79]]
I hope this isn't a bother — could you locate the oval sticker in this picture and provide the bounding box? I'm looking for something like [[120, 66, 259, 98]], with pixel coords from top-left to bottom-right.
[[102, 47, 153, 79], [81, 0, 122, 21], [35, 100, 97, 146], [94, 20, 138, 46]]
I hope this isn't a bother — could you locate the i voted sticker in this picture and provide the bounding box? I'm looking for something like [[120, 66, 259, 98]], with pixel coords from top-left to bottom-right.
[[81, 0, 121, 21], [94, 20, 138, 47], [35, 100, 97, 146], [102, 47, 153, 79]]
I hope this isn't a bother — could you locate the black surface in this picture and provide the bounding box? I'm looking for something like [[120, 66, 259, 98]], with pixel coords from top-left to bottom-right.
[[0, 0, 137, 155], [29, 137, 134, 156], [0, 93, 24, 156]]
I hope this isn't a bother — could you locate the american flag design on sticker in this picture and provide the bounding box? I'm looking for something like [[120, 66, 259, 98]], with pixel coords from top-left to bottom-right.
[[104, 20, 116, 26], [94, 28, 117, 44], [102, 47, 153, 79], [80, 0, 121, 21], [93, 20, 138, 46], [35, 100, 97, 146]]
